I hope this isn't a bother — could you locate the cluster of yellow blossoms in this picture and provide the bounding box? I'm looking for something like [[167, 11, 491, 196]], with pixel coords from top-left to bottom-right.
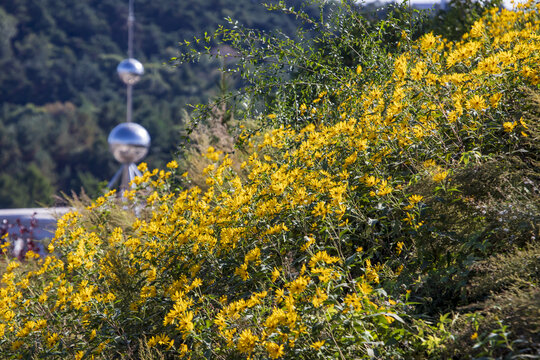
[[1, 1, 538, 358]]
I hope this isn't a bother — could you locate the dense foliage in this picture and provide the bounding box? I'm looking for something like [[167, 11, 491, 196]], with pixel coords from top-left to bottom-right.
[[1, 0, 539, 359], [0, 0, 311, 208]]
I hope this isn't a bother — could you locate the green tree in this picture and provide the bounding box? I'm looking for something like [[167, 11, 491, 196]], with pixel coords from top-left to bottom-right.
[[0, 164, 53, 208], [428, 0, 503, 40]]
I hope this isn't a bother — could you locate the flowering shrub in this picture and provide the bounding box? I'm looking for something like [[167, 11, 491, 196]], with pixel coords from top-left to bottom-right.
[[1, 1, 539, 358]]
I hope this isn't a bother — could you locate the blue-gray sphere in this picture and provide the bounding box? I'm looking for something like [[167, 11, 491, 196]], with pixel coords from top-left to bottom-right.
[[108, 122, 150, 164], [117, 58, 144, 85]]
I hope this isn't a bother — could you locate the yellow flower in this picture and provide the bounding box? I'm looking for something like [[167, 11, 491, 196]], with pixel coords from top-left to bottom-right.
[[490, 93, 502, 107], [123, 189, 136, 200], [140, 286, 156, 299], [0, 240, 10, 251], [396, 241, 404, 255], [310, 340, 325, 350], [432, 170, 448, 182], [344, 151, 357, 166], [11, 340, 23, 351], [166, 160, 178, 169], [237, 329, 259, 355], [177, 311, 194, 336], [203, 164, 216, 175], [301, 236, 315, 251], [376, 184, 393, 196], [312, 201, 328, 218], [362, 175, 379, 187], [519, 117, 528, 130], [275, 288, 285, 303], [403, 212, 415, 226], [179, 343, 189, 355], [410, 62, 426, 81], [466, 95, 487, 112], [206, 147, 221, 162], [271, 267, 280, 282], [266, 341, 285, 359], [470, 19, 485, 38], [148, 334, 174, 349], [245, 247, 261, 264], [265, 307, 287, 330], [393, 54, 408, 79], [471, 332, 478, 340], [358, 281, 373, 295], [289, 276, 309, 295], [409, 194, 423, 204], [137, 162, 148, 173], [235, 263, 250, 281], [309, 250, 340, 268], [503, 121, 516, 132], [420, 33, 437, 51], [25, 250, 39, 260], [423, 159, 437, 168], [345, 292, 363, 311], [312, 267, 337, 283], [46, 333, 60, 348], [36, 292, 48, 303], [312, 288, 328, 307], [366, 268, 380, 283], [356, 64, 363, 75]]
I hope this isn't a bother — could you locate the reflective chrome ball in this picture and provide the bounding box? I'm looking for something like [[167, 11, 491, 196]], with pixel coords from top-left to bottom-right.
[[108, 122, 151, 164], [117, 58, 144, 85]]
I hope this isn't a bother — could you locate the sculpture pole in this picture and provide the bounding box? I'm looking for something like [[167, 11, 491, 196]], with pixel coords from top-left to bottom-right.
[[108, 0, 150, 193], [127, 0, 134, 123]]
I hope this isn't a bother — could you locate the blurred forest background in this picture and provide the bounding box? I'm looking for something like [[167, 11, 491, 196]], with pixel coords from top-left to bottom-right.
[[0, 0, 316, 208], [0, 0, 494, 208]]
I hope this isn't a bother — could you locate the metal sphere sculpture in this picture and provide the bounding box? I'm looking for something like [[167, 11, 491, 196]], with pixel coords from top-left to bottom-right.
[[107, 1, 150, 193], [117, 58, 144, 85], [108, 122, 150, 164]]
